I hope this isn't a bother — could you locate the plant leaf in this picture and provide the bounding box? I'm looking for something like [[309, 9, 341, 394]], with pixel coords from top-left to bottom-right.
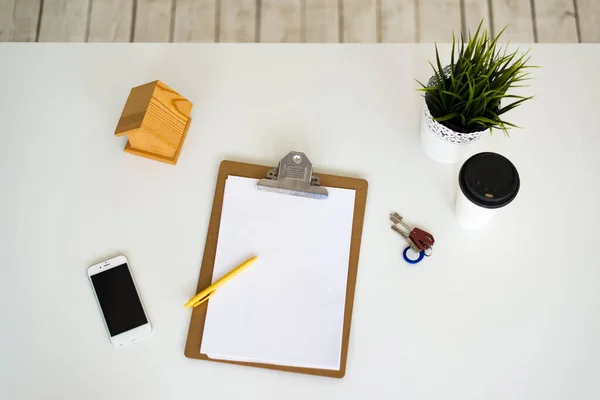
[[432, 112, 461, 122], [417, 19, 535, 132]]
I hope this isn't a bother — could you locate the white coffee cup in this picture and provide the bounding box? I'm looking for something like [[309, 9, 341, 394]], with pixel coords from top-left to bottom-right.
[[455, 152, 520, 229]]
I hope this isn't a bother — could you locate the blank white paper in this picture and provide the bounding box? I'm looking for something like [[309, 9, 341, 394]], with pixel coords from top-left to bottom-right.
[[200, 176, 356, 370]]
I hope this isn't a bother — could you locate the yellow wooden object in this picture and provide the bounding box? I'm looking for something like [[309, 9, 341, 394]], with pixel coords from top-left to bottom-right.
[[115, 80, 193, 165]]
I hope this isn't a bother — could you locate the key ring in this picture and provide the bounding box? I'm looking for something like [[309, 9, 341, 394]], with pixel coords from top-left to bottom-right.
[[403, 245, 425, 264]]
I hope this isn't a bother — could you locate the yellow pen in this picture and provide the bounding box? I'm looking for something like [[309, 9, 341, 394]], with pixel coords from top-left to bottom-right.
[[184, 256, 258, 308]]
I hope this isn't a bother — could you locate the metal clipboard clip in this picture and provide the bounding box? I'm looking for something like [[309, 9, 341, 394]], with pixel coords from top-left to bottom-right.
[[257, 151, 328, 200]]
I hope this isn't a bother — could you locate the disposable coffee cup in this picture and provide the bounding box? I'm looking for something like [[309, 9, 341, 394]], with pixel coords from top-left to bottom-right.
[[455, 152, 520, 229]]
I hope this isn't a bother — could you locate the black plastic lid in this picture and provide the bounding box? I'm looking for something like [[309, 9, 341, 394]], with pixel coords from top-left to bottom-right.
[[458, 152, 520, 209]]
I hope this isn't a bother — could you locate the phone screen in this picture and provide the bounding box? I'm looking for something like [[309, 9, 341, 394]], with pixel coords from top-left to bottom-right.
[[91, 263, 148, 336]]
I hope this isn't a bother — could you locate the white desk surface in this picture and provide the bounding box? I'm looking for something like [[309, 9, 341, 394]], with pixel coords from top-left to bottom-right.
[[0, 44, 599, 400]]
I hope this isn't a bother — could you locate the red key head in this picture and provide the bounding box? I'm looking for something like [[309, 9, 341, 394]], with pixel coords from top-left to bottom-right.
[[409, 228, 435, 251]]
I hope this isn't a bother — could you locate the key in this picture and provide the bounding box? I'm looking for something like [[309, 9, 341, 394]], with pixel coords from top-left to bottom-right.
[[390, 213, 435, 251], [390, 212, 402, 225], [391, 225, 421, 253]]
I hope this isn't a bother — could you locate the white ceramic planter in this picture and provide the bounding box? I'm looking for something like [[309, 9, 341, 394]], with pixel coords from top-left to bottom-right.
[[419, 67, 486, 164], [419, 100, 485, 164]]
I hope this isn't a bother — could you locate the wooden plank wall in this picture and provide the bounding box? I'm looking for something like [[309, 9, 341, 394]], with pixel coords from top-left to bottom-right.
[[379, 0, 415, 42], [173, 0, 217, 42], [38, 0, 91, 42], [463, 0, 491, 35], [220, 0, 256, 42], [577, 0, 600, 42], [1, 0, 599, 43], [133, 0, 172, 42], [88, 0, 133, 42], [418, 0, 462, 42], [304, 0, 338, 42], [0, 0, 41, 41], [261, 0, 302, 42], [491, 0, 535, 42], [342, 0, 377, 42]]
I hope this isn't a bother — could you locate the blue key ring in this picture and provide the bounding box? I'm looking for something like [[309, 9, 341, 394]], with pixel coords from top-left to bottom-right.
[[403, 246, 425, 264]]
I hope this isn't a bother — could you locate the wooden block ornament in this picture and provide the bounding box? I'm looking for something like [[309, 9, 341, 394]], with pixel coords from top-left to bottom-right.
[[114, 80, 192, 164]]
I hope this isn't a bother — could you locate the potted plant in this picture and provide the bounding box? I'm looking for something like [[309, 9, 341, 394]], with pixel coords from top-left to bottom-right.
[[418, 22, 534, 163]]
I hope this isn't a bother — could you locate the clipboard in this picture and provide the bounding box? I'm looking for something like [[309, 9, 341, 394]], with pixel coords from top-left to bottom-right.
[[184, 152, 368, 378]]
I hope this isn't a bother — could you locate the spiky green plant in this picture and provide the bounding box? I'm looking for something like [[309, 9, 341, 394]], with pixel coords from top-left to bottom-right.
[[418, 22, 534, 135]]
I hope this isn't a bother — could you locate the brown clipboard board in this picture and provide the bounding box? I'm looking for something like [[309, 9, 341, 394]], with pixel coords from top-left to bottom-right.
[[184, 159, 368, 378]]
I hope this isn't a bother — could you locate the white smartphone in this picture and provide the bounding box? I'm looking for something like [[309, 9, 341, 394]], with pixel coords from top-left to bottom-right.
[[88, 255, 152, 346]]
